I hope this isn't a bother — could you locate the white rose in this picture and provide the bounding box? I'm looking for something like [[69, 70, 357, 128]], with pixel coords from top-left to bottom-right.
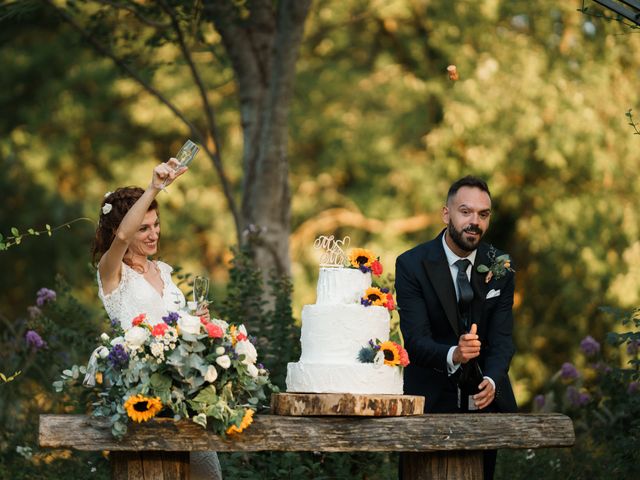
[[124, 326, 149, 349], [215, 346, 226, 355], [216, 355, 231, 369], [246, 363, 259, 378], [100, 333, 110, 342], [177, 313, 201, 336], [110, 336, 125, 347], [97, 346, 110, 359], [235, 340, 258, 365], [204, 365, 218, 383]]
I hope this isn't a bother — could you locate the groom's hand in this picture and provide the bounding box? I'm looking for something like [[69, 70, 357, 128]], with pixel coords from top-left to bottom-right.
[[452, 323, 481, 364], [474, 378, 495, 409]]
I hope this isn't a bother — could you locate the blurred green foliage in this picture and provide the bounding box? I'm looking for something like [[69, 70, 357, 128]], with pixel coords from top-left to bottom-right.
[[2, 0, 640, 477]]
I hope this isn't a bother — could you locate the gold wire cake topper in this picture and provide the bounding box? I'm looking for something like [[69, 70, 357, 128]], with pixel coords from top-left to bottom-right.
[[314, 235, 351, 267]]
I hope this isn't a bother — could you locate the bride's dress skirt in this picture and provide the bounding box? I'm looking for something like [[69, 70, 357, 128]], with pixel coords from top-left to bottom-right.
[[191, 451, 223, 480]]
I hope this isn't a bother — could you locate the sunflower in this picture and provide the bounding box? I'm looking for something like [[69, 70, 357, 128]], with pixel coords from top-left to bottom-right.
[[349, 248, 377, 270], [362, 287, 388, 307], [124, 394, 163, 423], [226, 409, 254, 434], [378, 341, 401, 367]]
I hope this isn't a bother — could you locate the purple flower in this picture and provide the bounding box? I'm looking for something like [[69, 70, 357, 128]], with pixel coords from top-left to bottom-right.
[[359, 265, 370, 273], [534, 394, 545, 409], [25, 330, 46, 350], [380, 287, 390, 294], [27, 306, 42, 319], [628, 381, 639, 395], [35, 288, 56, 307], [110, 318, 121, 330], [162, 312, 180, 326], [361, 298, 372, 307], [566, 386, 590, 407], [107, 344, 129, 369], [627, 339, 640, 356], [560, 362, 579, 380], [579, 336, 600, 357]]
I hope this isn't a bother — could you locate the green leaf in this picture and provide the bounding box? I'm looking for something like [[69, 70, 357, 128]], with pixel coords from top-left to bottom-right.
[[46, 224, 52, 236], [27, 228, 35, 234], [191, 385, 218, 405], [10, 227, 19, 236], [150, 373, 172, 392], [476, 264, 490, 273]]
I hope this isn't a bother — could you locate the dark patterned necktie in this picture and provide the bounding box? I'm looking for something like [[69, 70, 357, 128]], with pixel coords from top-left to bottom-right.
[[454, 258, 474, 306]]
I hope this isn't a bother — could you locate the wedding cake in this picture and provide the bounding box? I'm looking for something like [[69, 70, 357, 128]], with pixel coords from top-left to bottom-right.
[[286, 238, 405, 395]]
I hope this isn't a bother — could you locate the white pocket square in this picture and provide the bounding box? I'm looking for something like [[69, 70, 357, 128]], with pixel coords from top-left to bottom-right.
[[486, 289, 501, 299]]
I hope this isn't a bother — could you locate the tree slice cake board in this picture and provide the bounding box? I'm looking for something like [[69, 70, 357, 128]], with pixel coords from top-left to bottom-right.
[[271, 393, 425, 416]]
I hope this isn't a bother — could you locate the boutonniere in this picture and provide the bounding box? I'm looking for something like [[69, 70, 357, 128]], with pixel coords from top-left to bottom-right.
[[476, 245, 515, 283]]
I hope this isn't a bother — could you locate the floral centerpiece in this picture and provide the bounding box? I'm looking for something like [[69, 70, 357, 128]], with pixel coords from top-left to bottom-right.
[[54, 311, 273, 439]]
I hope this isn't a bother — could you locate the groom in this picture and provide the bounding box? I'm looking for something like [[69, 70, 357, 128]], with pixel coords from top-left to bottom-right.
[[395, 176, 517, 478]]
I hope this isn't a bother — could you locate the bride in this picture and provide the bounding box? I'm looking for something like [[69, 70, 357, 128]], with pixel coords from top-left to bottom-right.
[[91, 157, 222, 479]]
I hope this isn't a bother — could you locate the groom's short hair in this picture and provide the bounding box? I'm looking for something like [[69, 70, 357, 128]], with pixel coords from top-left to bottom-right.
[[447, 176, 491, 203]]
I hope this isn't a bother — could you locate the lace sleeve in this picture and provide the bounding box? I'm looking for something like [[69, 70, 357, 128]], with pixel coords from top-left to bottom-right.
[[97, 265, 130, 323]]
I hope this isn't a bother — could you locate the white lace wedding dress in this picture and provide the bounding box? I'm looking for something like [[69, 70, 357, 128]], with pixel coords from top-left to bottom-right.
[[97, 261, 223, 480]]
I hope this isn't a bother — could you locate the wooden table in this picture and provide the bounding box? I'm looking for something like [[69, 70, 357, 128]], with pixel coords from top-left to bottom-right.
[[39, 413, 574, 479]]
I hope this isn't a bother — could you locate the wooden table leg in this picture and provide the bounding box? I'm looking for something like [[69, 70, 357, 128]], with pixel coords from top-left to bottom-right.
[[111, 451, 189, 480], [401, 451, 483, 480]]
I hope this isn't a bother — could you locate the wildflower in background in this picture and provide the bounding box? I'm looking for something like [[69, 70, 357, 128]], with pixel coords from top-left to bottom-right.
[[27, 306, 41, 319], [560, 362, 579, 380], [627, 339, 640, 355], [124, 395, 162, 422], [25, 330, 46, 350], [36, 287, 56, 306], [628, 381, 639, 395], [566, 385, 590, 407], [534, 394, 546, 409], [579, 336, 600, 357]]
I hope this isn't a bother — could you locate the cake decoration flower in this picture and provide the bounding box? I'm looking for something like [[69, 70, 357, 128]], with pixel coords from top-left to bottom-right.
[[349, 248, 377, 273], [361, 287, 387, 307], [358, 339, 410, 368]]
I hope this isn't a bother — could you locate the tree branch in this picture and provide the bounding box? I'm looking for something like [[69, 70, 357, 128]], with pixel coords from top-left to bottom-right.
[[158, 0, 240, 240], [93, 0, 171, 28]]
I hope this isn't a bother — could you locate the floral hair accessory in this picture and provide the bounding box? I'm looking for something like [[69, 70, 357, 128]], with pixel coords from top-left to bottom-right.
[[104, 191, 113, 198], [102, 203, 113, 215], [476, 245, 515, 283]]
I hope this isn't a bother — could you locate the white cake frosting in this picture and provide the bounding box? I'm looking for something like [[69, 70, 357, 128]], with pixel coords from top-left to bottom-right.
[[286, 267, 404, 395]]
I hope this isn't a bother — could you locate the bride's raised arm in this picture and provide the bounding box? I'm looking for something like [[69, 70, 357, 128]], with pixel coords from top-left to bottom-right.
[[94, 158, 187, 293]]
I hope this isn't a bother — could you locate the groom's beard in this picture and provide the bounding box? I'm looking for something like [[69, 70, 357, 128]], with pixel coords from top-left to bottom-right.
[[448, 221, 484, 252]]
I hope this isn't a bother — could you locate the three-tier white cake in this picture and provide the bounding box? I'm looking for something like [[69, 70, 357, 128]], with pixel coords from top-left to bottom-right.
[[286, 267, 403, 394]]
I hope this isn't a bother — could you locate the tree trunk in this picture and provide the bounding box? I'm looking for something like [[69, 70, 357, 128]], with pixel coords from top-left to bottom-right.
[[210, 0, 312, 280]]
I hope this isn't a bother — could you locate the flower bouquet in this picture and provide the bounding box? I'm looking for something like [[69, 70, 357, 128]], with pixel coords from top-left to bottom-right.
[[54, 311, 273, 439]]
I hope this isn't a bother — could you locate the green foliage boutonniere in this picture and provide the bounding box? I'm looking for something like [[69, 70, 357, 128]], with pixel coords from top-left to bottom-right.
[[476, 246, 515, 283]]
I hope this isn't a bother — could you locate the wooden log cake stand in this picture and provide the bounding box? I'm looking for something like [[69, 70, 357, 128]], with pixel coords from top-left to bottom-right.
[[40, 413, 574, 480], [270, 392, 425, 416]]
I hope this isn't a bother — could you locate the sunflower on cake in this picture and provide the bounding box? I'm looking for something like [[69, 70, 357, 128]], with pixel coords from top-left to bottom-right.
[[285, 235, 409, 395]]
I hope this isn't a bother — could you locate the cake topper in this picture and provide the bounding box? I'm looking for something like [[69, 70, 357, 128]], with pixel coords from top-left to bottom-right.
[[314, 235, 350, 267]]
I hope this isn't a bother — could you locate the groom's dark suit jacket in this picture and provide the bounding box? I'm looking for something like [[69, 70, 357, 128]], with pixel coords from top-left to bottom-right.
[[395, 230, 517, 413]]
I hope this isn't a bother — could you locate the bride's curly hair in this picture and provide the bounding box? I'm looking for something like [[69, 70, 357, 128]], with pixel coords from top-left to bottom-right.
[[91, 187, 158, 266]]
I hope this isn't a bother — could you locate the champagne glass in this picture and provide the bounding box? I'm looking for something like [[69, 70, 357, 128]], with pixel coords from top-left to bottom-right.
[[193, 275, 210, 314], [160, 139, 200, 189]]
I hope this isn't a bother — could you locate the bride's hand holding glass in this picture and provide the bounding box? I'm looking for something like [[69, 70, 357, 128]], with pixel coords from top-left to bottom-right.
[[151, 158, 187, 190]]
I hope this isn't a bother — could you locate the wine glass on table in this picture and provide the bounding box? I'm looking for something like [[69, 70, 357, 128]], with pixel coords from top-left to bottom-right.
[[160, 139, 200, 190], [192, 275, 210, 316]]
